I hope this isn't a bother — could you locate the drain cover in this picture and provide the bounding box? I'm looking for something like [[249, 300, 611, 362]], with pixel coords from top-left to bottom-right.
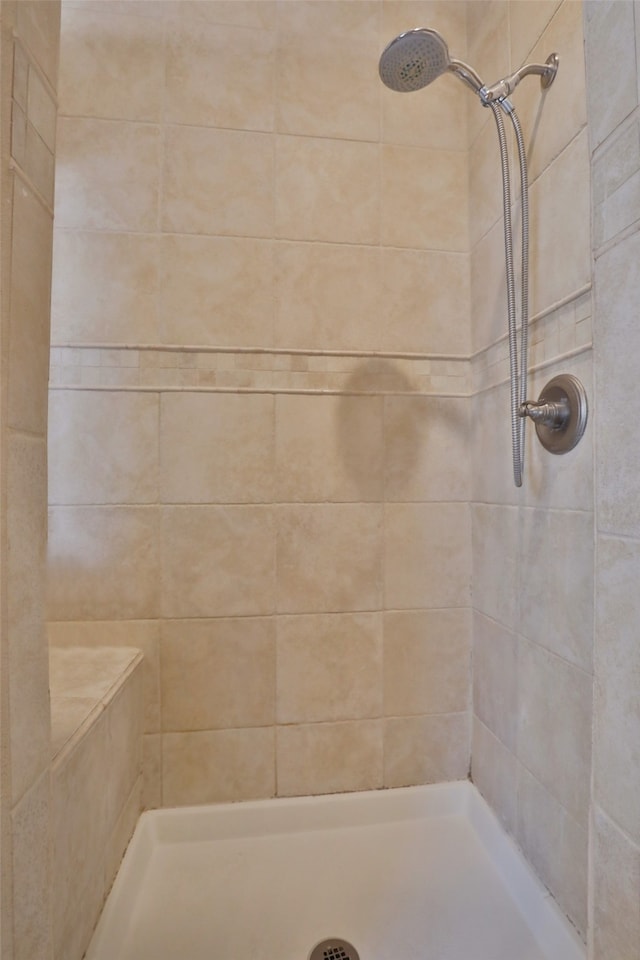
[[308, 939, 360, 960]]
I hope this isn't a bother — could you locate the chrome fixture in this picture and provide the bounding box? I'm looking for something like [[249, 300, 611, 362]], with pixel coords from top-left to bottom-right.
[[379, 29, 561, 486], [519, 374, 588, 454]]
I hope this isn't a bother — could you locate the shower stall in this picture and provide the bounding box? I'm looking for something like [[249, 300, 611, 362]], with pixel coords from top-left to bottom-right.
[[4, 0, 634, 958]]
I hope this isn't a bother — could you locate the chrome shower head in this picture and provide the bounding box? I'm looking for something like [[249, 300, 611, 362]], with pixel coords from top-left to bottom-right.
[[379, 28, 485, 95], [379, 28, 450, 92]]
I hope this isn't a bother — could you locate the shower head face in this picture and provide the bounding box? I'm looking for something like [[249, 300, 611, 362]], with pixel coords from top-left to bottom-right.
[[379, 28, 451, 92]]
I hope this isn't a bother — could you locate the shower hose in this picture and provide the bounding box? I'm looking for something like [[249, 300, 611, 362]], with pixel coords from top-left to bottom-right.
[[487, 99, 529, 488]]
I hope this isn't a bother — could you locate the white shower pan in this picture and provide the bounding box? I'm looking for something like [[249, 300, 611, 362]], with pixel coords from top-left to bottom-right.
[[86, 781, 585, 960]]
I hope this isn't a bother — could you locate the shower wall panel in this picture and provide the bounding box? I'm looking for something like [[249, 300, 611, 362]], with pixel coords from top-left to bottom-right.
[[0, 2, 61, 958], [468, 0, 593, 940], [48, 0, 473, 809], [585, 1, 640, 954]]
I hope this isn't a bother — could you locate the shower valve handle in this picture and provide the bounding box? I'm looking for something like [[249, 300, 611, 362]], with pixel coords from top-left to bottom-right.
[[519, 398, 570, 430]]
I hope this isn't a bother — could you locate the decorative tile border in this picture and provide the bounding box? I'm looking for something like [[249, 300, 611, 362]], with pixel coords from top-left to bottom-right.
[[471, 285, 592, 395], [50, 286, 592, 398], [49, 346, 471, 396]]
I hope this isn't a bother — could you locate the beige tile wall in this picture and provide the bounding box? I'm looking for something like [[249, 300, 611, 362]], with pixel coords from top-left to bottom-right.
[[468, 0, 594, 941], [49, 0, 472, 810], [1, 3, 60, 959], [587, 2, 640, 947]]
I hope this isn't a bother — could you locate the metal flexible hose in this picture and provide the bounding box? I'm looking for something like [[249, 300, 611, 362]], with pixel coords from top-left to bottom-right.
[[488, 101, 522, 487], [510, 107, 529, 477]]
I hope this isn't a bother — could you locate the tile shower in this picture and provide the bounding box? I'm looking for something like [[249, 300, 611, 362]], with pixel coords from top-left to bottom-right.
[[47, 0, 590, 948], [2, 0, 639, 957]]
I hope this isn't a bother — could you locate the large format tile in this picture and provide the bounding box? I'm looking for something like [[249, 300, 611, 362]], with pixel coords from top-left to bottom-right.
[[163, 125, 274, 237], [383, 713, 470, 788], [51, 231, 159, 344], [55, 118, 161, 231], [277, 720, 382, 797], [276, 1, 379, 141], [276, 136, 379, 244], [58, 5, 164, 121], [381, 144, 468, 252], [158, 235, 275, 347], [595, 229, 640, 539], [384, 503, 471, 610], [162, 728, 275, 805], [277, 504, 383, 614], [48, 506, 160, 621], [161, 506, 275, 618], [274, 242, 382, 351], [472, 612, 517, 751], [277, 613, 382, 724], [591, 805, 640, 960], [160, 393, 274, 504], [517, 637, 592, 827], [166, 19, 275, 131], [518, 507, 594, 673], [383, 609, 470, 717], [594, 536, 640, 844], [384, 397, 470, 504], [48, 390, 159, 505], [161, 618, 276, 731], [275, 394, 383, 503]]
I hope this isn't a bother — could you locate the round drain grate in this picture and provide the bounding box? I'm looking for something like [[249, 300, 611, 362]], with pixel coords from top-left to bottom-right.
[[308, 938, 360, 960]]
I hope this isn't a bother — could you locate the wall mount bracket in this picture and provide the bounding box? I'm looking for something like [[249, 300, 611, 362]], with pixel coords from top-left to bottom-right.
[[519, 373, 588, 454]]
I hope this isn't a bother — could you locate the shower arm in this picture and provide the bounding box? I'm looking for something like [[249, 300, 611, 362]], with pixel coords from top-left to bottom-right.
[[480, 53, 559, 103]]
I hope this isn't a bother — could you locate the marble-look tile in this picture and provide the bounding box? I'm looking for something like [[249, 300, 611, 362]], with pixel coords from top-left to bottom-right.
[[380, 249, 470, 355], [160, 392, 274, 504], [166, 19, 275, 131], [163, 125, 274, 237], [517, 637, 592, 827], [55, 118, 161, 231], [162, 728, 275, 805], [385, 396, 470, 503], [516, 763, 588, 938], [7, 434, 50, 804], [591, 805, 640, 960], [275, 394, 383, 503], [160, 506, 275, 618], [58, 5, 164, 121], [585, 0, 637, 149], [384, 503, 471, 610], [472, 504, 518, 630], [48, 390, 159, 505], [529, 129, 591, 318], [383, 713, 470, 788], [276, 136, 379, 244], [472, 611, 518, 751], [48, 506, 160, 621], [158, 235, 275, 347], [277, 613, 382, 723], [277, 720, 382, 797], [518, 507, 594, 673], [381, 144, 468, 252], [12, 772, 52, 960], [277, 1, 379, 141], [274, 242, 382, 351], [8, 181, 53, 436], [51, 231, 159, 344], [594, 536, 640, 844], [471, 718, 517, 836], [383, 609, 470, 716], [595, 229, 640, 539], [277, 504, 383, 614], [161, 618, 276, 731]]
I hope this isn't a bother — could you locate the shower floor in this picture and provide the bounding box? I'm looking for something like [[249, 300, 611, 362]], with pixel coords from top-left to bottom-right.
[[86, 781, 584, 960]]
